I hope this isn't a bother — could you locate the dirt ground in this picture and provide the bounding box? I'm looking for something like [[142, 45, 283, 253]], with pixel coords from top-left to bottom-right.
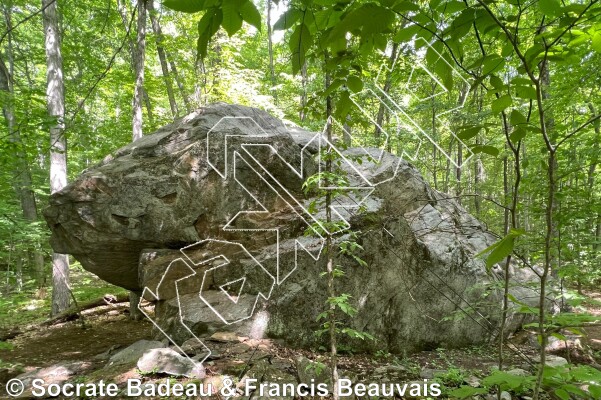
[[0, 313, 152, 369], [0, 293, 599, 399]]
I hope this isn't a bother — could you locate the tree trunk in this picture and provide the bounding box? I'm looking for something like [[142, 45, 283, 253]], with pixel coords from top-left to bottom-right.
[[300, 61, 308, 122], [454, 84, 468, 200], [129, 291, 144, 320], [323, 52, 339, 400], [374, 43, 398, 142], [431, 84, 438, 189], [43, 0, 70, 315], [168, 55, 191, 113], [147, 0, 178, 118], [117, 0, 153, 130], [132, 0, 147, 141], [587, 103, 600, 251], [342, 114, 352, 147], [443, 138, 453, 193], [1, 7, 45, 288], [533, 51, 557, 400], [267, 0, 277, 105], [474, 151, 482, 216]]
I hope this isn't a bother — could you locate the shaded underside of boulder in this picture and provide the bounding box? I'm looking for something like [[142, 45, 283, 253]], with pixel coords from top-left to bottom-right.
[[44, 103, 538, 354]]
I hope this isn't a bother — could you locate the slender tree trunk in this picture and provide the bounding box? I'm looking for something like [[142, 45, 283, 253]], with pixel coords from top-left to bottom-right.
[[497, 108, 522, 382], [474, 152, 482, 216], [132, 0, 147, 141], [342, 115, 352, 147], [533, 54, 557, 400], [43, 0, 70, 315], [454, 84, 468, 200], [1, 7, 46, 289], [147, 0, 178, 118], [456, 145, 463, 197], [129, 291, 143, 320], [431, 84, 438, 189], [324, 58, 339, 400], [374, 43, 398, 142], [444, 139, 453, 193], [473, 87, 484, 216], [595, 214, 601, 253], [117, 0, 153, 128], [503, 154, 510, 234], [126, 0, 149, 314], [267, 0, 277, 105], [300, 61, 308, 122], [587, 103, 600, 252], [168, 55, 191, 113]]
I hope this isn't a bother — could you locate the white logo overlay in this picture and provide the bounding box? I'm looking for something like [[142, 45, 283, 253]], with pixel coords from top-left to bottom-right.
[[139, 38, 473, 369]]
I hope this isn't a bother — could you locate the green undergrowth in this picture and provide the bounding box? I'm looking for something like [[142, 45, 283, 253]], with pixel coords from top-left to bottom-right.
[[0, 261, 127, 329]]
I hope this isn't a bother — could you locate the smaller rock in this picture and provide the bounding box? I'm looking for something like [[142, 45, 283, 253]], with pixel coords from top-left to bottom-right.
[[137, 348, 205, 378], [203, 375, 230, 395], [106, 340, 164, 368], [419, 368, 446, 379], [295, 356, 332, 387], [228, 342, 251, 354], [464, 375, 481, 387], [507, 368, 529, 377], [209, 331, 239, 342], [16, 362, 89, 398], [180, 338, 209, 356], [374, 366, 388, 374], [546, 355, 568, 368], [387, 365, 408, 373], [500, 390, 512, 400], [0, 365, 22, 384], [94, 344, 124, 361]]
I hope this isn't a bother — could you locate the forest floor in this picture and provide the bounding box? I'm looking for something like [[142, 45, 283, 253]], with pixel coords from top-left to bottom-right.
[[0, 270, 600, 399]]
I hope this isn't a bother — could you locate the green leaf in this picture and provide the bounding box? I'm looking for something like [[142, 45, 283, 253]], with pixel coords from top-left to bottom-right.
[[482, 370, 529, 390], [392, 1, 420, 12], [501, 41, 514, 56], [289, 22, 312, 75], [539, 0, 561, 17], [510, 109, 527, 125], [274, 8, 302, 31], [477, 229, 525, 268], [471, 145, 500, 157], [448, 8, 475, 39], [335, 91, 353, 119], [510, 126, 526, 143], [438, 0, 465, 14], [222, 0, 244, 36], [163, 0, 206, 13], [324, 79, 344, 97], [394, 25, 421, 43], [554, 389, 570, 400], [457, 125, 482, 140], [197, 8, 222, 59], [491, 94, 512, 113], [515, 85, 537, 100], [329, 3, 395, 42], [482, 55, 505, 75], [588, 384, 601, 397], [240, 0, 262, 30], [449, 386, 488, 399], [490, 74, 505, 90], [592, 31, 601, 53], [346, 76, 363, 93]]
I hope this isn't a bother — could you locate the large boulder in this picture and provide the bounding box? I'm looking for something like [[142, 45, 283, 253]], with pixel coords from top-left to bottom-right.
[[44, 103, 538, 354]]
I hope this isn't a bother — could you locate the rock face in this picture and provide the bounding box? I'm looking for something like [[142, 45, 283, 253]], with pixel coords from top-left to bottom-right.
[[44, 103, 537, 354]]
